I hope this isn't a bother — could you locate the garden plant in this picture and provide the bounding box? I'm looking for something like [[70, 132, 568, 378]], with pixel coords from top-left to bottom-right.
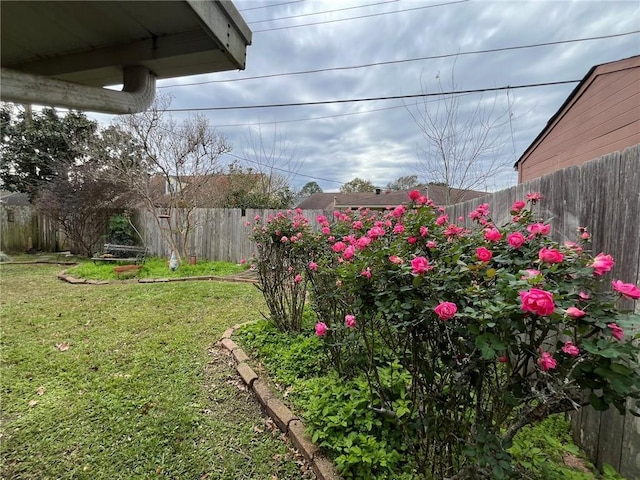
[[249, 193, 640, 479]]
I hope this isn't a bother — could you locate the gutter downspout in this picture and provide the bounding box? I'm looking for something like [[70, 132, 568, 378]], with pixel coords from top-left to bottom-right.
[[0, 65, 156, 114]]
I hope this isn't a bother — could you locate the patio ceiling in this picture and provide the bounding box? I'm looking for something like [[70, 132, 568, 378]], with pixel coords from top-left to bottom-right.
[[0, 1, 252, 114]]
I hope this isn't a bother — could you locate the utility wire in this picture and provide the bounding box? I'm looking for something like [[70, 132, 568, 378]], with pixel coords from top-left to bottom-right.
[[252, 0, 469, 33], [225, 152, 346, 186], [238, 1, 305, 12], [247, 0, 398, 24], [158, 30, 639, 89], [162, 80, 580, 112]]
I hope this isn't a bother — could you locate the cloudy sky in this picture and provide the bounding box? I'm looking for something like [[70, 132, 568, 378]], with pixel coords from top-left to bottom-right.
[[107, 0, 640, 193]]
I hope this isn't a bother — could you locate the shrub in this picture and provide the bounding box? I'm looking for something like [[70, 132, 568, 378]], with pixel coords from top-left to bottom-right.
[[309, 193, 640, 478]]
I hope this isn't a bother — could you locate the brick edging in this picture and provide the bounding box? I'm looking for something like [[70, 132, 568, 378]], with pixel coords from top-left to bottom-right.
[[56, 270, 258, 285], [220, 323, 341, 480]]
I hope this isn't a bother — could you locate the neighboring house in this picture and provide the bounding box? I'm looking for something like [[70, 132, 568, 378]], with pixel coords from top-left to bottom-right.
[[296, 185, 486, 211], [515, 55, 640, 183]]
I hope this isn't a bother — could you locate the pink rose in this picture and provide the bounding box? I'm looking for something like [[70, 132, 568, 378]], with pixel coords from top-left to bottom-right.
[[507, 232, 526, 249], [562, 341, 580, 357], [590, 253, 615, 275], [411, 256, 432, 275], [426, 241, 437, 249], [538, 247, 564, 264], [332, 241, 346, 253], [392, 206, 406, 218], [607, 323, 624, 341], [308, 261, 318, 271], [408, 190, 421, 201], [527, 223, 551, 236], [240, 258, 246, 265], [498, 356, 508, 364], [407, 236, 418, 244], [294, 274, 303, 283], [537, 351, 557, 371], [389, 255, 404, 265], [484, 228, 503, 242], [343, 245, 356, 261], [361, 267, 372, 279], [367, 226, 385, 239], [321, 226, 331, 235], [476, 247, 492, 262], [315, 322, 328, 336], [566, 307, 586, 318], [526, 192, 543, 202], [393, 224, 405, 234], [434, 301, 457, 321], [352, 220, 363, 230], [420, 226, 429, 237], [280, 236, 289, 243], [356, 236, 372, 250], [520, 288, 555, 316], [435, 214, 449, 226], [345, 314, 357, 328], [611, 280, 640, 299], [511, 200, 526, 212], [578, 291, 590, 300], [522, 269, 542, 280]]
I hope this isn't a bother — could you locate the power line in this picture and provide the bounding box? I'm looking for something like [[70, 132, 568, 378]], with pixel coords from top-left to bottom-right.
[[238, 1, 305, 13], [247, 0, 398, 24], [162, 80, 580, 112], [225, 152, 346, 186], [252, 0, 469, 33], [158, 31, 639, 89], [211, 93, 477, 128]]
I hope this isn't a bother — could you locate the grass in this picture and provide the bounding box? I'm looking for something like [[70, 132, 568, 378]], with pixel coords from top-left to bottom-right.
[[63, 257, 249, 281], [0, 262, 310, 479]]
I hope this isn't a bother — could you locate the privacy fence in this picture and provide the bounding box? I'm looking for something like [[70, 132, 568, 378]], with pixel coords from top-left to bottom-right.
[[446, 144, 640, 479], [0, 206, 62, 253]]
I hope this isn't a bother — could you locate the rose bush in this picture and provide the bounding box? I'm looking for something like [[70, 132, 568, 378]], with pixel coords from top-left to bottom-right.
[[251, 194, 640, 479]]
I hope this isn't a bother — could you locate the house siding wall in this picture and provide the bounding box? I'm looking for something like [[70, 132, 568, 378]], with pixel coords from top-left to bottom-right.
[[519, 56, 640, 182]]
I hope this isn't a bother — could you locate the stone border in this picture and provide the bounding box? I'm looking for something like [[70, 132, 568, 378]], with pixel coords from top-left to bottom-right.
[[220, 324, 341, 480]]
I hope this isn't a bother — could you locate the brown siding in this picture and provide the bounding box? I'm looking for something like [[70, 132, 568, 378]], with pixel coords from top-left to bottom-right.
[[519, 56, 640, 182]]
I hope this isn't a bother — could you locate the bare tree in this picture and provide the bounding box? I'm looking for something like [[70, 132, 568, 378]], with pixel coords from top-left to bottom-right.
[[406, 69, 514, 204], [114, 95, 231, 263], [239, 124, 300, 208]]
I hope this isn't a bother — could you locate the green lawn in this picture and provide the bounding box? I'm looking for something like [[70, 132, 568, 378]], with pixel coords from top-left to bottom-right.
[[0, 263, 310, 479]]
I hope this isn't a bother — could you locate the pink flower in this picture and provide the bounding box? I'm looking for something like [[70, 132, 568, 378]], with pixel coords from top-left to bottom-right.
[[332, 241, 346, 253], [520, 288, 555, 316], [345, 314, 357, 328], [608, 323, 624, 341], [367, 226, 386, 239], [411, 256, 432, 275], [562, 341, 580, 357], [527, 192, 543, 202], [581, 231, 591, 240], [294, 274, 303, 283], [435, 214, 449, 226], [316, 215, 327, 223], [434, 301, 457, 320], [537, 351, 557, 371], [392, 205, 406, 218], [408, 190, 421, 201], [356, 236, 372, 250], [566, 307, 586, 318], [240, 258, 246, 265], [343, 245, 356, 261], [590, 253, 615, 275], [527, 223, 551, 236], [564, 241, 583, 253], [321, 226, 331, 235], [426, 240, 437, 249], [578, 291, 590, 300], [420, 226, 429, 237], [308, 261, 318, 271], [511, 200, 526, 212], [522, 269, 542, 279], [352, 220, 363, 230], [538, 247, 564, 264], [611, 280, 640, 299], [254, 215, 262, 221], [361, 267, 372, 279], [498, 356, 508, 364], [444, 224, 464, 237], [507, 232, 526, 249], [393, 224, 405, 234], [484, 228, 503, 242], [407, 236, 418, 244], [476, 247, 492, 262], [315, 322, 328, 336], [281, 236, 289, 243], [389, 255, 404, 265]]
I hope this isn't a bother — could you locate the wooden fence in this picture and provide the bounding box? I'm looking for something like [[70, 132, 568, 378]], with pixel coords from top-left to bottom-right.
[[0, 205, 62, 253], [134, 208, 325, 263], [446, 144, 640, 479]]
